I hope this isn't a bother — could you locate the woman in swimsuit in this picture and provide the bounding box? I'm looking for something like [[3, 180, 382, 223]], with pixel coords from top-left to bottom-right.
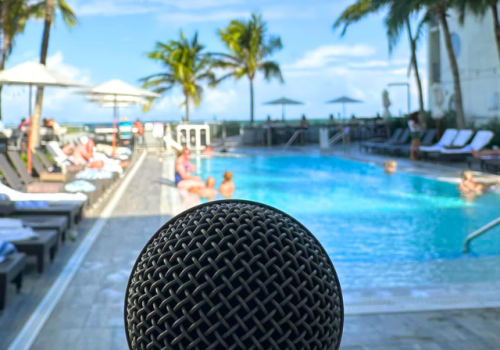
[[175, 148, 204, 190]]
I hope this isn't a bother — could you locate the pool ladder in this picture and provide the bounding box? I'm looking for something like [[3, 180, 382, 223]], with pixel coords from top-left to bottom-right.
[[462, 216, 500, 253]]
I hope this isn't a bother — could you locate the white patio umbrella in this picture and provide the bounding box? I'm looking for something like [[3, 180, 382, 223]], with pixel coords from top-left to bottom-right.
[[0, 61, 85, 116], [0, 61, 85, 173], [79, 80, 159, 155]]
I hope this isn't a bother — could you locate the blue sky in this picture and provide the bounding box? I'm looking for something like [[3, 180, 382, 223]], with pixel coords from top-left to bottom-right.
[[2, 0, 427, 125]]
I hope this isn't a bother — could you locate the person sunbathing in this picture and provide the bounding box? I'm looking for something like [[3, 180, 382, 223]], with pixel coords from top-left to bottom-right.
[[472, 149, 500, 158], [189, 177, 217, 200], [219, 171, 235, 198]]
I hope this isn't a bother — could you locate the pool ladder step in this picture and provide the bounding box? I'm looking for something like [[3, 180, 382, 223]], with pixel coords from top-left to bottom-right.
[[462, 216, 500, 253]]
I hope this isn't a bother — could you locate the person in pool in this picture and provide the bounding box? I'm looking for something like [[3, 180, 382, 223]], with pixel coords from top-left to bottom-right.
[[459, 170, 486, 195], [384, 160, 397, 174], [189, 176, 218, 200], [175, 148, 204, 190], [219, 171, 235, 198]]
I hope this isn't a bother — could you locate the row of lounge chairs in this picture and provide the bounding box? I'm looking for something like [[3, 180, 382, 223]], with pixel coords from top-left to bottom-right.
[[0, 139, 134, 311], [361, 128, 495, 162]]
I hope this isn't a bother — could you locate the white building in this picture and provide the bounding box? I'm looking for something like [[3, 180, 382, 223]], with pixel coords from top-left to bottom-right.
[[428, 8, 500, 123]]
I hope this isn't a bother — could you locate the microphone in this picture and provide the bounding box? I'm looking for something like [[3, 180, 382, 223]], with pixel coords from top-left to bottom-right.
[[125, 200, 343, 350]]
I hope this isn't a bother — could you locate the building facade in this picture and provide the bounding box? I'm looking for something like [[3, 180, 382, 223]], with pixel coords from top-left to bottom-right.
[[428, 7, 500, 124]]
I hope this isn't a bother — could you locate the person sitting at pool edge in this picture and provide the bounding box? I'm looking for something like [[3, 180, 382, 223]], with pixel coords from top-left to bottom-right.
[[384, 160, 397, 174], [219, 171, 235, 198], [189, 176, 218, 200], [175, 148, 204, 190]]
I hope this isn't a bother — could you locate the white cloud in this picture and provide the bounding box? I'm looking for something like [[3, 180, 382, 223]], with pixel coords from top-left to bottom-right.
[[284, 44, 377, 71], [69, 0, 243, 16], [158, 10, 251, 23], [204, 88, 237, 113]]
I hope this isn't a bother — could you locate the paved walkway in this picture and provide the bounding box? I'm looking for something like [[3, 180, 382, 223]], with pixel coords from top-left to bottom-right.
[[4, 153, 500, 350]]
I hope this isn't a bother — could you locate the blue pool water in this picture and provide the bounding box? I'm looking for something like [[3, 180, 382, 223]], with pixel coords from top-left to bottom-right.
[[197, 154, 500, 289]]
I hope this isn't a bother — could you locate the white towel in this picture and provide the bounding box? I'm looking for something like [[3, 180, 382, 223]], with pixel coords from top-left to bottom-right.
[[0, 227, 39, 242]]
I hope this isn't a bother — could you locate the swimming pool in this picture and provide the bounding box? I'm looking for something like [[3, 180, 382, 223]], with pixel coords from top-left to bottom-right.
[[197, 154, 500, 289]]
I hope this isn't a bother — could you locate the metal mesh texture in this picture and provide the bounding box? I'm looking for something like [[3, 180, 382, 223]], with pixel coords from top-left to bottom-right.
[[125, 201, 343, 350]]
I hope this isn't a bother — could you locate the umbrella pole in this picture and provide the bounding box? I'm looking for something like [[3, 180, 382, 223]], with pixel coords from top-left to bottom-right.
[[282, 104, 285, 122], [27, 84, 33, 175], [112, 96, 117, 157], [343, 103, 346, 120]]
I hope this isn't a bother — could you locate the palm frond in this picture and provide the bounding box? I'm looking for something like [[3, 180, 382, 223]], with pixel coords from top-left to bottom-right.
[[258, 61, 283, 83], [57, 0, 78, 29], [333, 0, 380, 36]]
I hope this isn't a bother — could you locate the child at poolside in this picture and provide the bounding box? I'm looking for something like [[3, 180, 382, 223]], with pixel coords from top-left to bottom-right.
[[384, 160, 397, 174], [219, 171, 235, 198]]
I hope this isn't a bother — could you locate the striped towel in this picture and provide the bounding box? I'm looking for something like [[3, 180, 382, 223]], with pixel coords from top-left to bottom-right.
[[0, 239, 17, 263]]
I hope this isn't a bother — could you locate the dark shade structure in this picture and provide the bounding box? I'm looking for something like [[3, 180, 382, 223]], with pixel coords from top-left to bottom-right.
[[326, 96, 363, 119], [264, 97, 304, 121], [125, 200, 344, 350]]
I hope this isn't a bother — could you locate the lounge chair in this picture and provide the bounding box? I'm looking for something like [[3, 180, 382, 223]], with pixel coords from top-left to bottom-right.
[[8, 230, 58, 274], [374, 129, 410, 154], [439, 130, 495, 161], [0, 188, 85, 229], [360, 128, 402, 152], [484, 159, 500, 174], [419, 129, 458, 153], [0, 251, 25, 310], [386, 129, 436, 156], [3, 216, 68, 245], [5, 152, 66, 193]]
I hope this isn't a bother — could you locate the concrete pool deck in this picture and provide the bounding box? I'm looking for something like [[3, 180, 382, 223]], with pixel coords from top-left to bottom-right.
[[1, 152, 500, 350]]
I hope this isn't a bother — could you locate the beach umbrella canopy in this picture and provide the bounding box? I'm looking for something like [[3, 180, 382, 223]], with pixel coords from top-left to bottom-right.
[[80, 80, 159, 155], [263, 97, 304, 121], [79, 79, 159, 98], [0, 61, 86, 175], [326, 95, 363, 119], [86, 94, 148, 108], [0, 61, 85, 116]]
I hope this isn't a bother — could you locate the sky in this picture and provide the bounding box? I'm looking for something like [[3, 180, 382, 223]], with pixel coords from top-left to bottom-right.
[[2, 0, 428, 125]]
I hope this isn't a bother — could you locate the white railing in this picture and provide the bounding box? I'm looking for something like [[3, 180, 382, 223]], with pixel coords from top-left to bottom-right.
[[284, 129, 306, 148], [462, 216, 500, 253]]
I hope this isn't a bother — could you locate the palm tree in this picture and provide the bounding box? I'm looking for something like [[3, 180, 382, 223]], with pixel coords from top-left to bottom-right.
[[456, 0, 500, 61], [414, 0, 466, 129], [31, 0, 77, 147], [334, 0, 427, 124], [213, 14, 283, 126], [0, 0, 36, 119], [141, 31, 215, 122]]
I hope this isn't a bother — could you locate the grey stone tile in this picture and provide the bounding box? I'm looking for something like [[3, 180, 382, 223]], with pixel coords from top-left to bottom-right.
[[29, 329, 83, 350], [58, 285, 100, 305], [42, 302, 91, 331], [86, 304, 125, 328]]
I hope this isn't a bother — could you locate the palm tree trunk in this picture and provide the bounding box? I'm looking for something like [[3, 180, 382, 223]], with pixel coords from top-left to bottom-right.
[[0, 40, 7, 122], [31, 0, 54, 148], [185, 95, 190, 122], [249, 78, 254, 126], [492, 3, 500, 61], [438, 9, 465, 129], [405, 18, 425, 126]]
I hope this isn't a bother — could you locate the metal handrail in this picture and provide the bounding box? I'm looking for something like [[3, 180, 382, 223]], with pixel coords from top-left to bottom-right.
[[462, 216, 500, 253], [284, 129, 306, 148], [328, 131, 344, 145]]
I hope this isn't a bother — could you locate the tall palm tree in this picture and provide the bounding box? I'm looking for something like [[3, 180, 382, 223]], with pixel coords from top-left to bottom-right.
[[456, 0, 500, 61], [413, 0, 466, 129], [334, 0, 427, 124], [213, 14, 283, 126], [0, 0, 36, 120], [31, 0, 77, 147], [141, 31, 215, 122]]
